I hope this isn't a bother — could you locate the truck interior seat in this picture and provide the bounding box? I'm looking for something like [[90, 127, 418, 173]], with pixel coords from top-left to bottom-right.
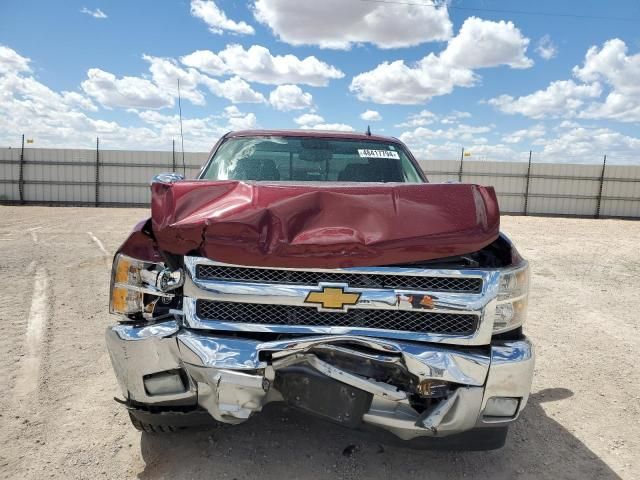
[[338, 160, 403, 182]]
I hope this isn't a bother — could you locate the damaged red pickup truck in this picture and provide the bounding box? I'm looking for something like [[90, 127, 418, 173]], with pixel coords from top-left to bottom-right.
[[106, 130, 534, 449]]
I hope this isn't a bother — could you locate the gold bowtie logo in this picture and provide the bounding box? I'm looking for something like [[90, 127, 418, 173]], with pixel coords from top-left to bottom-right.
[[305, 286, 361, 310]]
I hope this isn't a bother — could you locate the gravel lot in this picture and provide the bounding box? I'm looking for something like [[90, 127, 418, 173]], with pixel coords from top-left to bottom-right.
[[0, 206, 638, 480]]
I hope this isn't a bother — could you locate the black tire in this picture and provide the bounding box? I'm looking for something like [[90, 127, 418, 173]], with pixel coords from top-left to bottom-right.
[[128, 412, 181, 433], [127, 408, 218, 434]]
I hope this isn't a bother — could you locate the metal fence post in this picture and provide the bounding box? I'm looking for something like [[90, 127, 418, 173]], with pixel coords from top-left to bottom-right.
[[172, 139, 176, 171], [18, 134, 25, 204], [595, 154, 607, 219], [95, 137, 100, 207], [523, 150, 532, 215], [458, 147, 464, 182]]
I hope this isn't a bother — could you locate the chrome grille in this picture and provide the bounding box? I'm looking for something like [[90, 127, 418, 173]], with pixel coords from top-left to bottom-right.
[[196, 300, 479, 335], [195, 265, 482, 293]]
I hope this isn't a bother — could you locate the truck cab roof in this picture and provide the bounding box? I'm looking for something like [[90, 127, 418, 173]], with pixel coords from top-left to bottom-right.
[[224, 129, 401, 145]]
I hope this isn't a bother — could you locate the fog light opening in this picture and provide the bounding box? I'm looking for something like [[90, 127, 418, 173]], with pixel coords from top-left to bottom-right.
[[144, 370, 187, 396], [483, 396, 520, 418]]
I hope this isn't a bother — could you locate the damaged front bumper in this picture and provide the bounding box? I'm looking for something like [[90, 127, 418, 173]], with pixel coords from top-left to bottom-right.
[[106, 320, 534, 441]]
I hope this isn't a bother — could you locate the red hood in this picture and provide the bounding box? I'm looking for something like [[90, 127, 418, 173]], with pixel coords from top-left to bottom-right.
[[150, 180, 500, 269]]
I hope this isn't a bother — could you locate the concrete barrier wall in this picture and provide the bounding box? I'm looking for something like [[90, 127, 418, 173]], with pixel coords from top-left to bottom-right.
[[1, 147, 638, 217]]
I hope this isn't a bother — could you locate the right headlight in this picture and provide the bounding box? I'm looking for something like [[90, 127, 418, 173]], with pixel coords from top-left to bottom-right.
[[109, 253, 183, 319], [493, 261, 529, 333]]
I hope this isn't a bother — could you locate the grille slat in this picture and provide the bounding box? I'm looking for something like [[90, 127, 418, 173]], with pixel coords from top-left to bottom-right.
[[196, 265, 482, 293], [196, 300, 478, 335]]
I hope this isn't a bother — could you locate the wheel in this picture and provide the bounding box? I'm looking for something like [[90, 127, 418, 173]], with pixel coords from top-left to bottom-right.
[[127, 408, 218, 433]]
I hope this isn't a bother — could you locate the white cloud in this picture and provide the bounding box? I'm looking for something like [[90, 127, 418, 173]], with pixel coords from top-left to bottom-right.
[[573, 39, 640, 94], [81, 55, 214, 110], [488, 80, 602, 119], [441, 110, 471, 124], [202, 75, 266, 104], [80, 7, 107, 19], [190, 0, 254, 35], [5, 45, 639, 163], [269, 84, 313, 111], [572, 39, 640, 122], [0, 45, 258, 150], [253, 0, 452, 49], [539, 126, 640, 161], [61, 91, 98, 111], [217, 44, 343, 86], [490, 38, 640, 123], [226, 113, 257, 130], [579, 92, 640, 122], [440, 17, 532, 69], [301, 123, 354, 132], [350, 55, 476, 104], [0, 57, 157, 148], [132, 107, 258, 144], [0, 45, 32, 74], [536, 35, 558, 60], [395, 109, 471, 128], [223, 106, 257, 130], [556, 120, 581, 129], [182, 44, 343, 86], [223, 105, 243, 117], [82, 54, 266, 109], [350, 17, 532, 104], [414, 142, 525, 162], [81, 68, 173, 109], [502, 124, 546, 144], [134, 109, 211, 134], [395, 110, 437, 127], [143, 55, 206, 106], [402, 121, 640, 164], [360, 110, 382, 121], [294, 113, 324, 126], [400, 124, 492, 146], [401, 125, 496, 162], [180, 50, 227, 76]]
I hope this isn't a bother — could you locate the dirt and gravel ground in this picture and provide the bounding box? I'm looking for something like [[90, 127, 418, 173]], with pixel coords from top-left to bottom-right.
[[0, 206, 638, 480]]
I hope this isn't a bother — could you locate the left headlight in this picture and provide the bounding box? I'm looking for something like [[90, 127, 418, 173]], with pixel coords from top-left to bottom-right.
[[493, 261, 529, 333], [109, 253, 183, 318]]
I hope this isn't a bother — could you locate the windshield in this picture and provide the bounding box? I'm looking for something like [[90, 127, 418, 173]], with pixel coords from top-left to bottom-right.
[[201, 136, 424, 183]]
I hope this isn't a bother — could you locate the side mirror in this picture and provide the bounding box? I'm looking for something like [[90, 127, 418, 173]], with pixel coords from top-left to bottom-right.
[[152, 172, 185, 184]]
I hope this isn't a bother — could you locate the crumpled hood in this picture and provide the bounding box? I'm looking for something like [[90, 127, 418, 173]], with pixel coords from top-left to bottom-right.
[[151, 180, 500, 269]]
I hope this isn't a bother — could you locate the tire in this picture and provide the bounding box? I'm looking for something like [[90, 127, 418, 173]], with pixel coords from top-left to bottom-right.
[[128, 412, 181, 433], [127, 408, 217, 434]]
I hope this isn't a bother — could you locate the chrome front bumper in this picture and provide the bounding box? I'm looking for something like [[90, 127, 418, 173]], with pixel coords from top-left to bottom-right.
[[106, 321, 534, 440]]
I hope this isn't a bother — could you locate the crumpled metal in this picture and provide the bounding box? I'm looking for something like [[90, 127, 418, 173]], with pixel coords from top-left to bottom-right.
[[150, 180, 500, 269]]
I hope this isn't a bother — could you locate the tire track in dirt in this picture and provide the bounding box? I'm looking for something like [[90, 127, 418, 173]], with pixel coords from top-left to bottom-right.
[[12, 264, 49, 402]]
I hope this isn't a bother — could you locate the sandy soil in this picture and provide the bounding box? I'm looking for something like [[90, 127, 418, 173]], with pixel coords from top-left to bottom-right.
[[0, 206, 638, 480]]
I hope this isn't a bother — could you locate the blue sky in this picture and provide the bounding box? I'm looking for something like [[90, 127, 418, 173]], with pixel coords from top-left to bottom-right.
[[1, 0, 640, 163]]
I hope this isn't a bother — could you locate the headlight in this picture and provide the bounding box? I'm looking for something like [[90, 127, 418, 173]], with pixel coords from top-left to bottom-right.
[[493, 262, 529, 333], [109, 254, 183, 318]]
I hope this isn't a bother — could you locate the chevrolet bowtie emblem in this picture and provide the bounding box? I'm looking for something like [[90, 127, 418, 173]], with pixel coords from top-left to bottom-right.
[[305, 286, 361, 310]]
